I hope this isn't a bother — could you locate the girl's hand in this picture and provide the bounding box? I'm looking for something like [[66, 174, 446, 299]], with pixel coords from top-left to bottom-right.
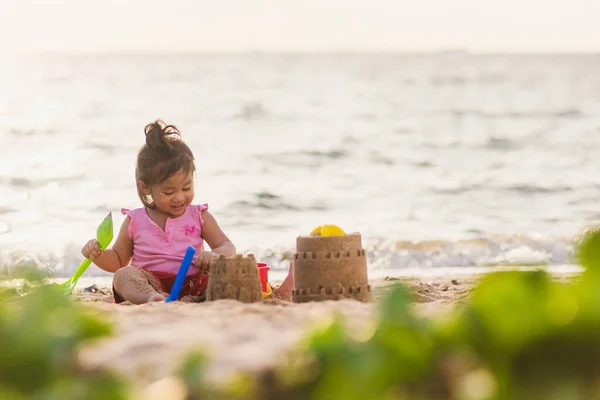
[[195, 251, 217, 272], [82, 239, 103, 260]]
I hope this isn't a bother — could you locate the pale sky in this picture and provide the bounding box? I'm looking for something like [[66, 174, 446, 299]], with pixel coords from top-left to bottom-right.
[[0, 0, 599, 53]]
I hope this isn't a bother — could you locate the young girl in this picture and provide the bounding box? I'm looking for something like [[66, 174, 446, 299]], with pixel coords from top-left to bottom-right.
[[81, 120, 236, 304]]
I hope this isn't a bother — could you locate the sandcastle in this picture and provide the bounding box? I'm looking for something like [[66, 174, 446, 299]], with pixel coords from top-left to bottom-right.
[[206, 254, 263, 303], [292, 232, 372, 303]]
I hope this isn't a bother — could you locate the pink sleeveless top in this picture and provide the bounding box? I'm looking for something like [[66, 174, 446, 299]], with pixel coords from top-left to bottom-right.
[[121, 204, 208, 275]]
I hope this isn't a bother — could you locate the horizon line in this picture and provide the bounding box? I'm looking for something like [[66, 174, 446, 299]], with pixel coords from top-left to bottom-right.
[[2, 48, 599, 57]]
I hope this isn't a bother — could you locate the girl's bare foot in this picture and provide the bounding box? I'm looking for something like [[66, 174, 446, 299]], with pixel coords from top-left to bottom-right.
[[272, 261, 294, 300], [113, 266, 167, 304]]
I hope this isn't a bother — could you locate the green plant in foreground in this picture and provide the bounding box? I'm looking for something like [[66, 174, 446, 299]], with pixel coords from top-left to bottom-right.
[[0, 284, 129, 400]]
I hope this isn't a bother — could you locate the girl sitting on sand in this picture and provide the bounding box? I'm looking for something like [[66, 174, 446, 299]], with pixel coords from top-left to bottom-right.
[[82, 120, 294, 304], [81, 120, 239, 304]]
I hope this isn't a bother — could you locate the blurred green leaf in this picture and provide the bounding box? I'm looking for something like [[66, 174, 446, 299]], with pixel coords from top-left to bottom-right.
[[0, 282, 127, 399]]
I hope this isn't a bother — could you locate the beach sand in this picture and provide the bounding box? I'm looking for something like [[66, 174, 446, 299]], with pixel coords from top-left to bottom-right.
[[74, 272, 578, 390]]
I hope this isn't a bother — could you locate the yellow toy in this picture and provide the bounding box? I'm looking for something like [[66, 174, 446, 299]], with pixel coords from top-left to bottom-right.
[[310, 224, 345, 236], [262, 282, 272, 299]]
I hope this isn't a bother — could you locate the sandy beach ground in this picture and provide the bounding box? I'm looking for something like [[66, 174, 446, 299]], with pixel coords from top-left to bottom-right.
[[70, 271, 579, 391]]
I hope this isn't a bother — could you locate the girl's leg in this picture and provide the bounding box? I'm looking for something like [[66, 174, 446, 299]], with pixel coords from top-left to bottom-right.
[[113, 266, 167, 304], [273, 261, 294, 300]]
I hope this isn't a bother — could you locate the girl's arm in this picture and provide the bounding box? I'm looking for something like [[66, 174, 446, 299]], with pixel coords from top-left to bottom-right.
[[91, 217, 134, 273], [200, 210, 236, 256]]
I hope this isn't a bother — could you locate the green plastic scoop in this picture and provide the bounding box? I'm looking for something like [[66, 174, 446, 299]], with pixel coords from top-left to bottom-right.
[[57, 212, 113, 295]]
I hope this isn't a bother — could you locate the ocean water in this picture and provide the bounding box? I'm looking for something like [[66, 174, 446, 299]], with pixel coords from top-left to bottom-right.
[[0, 53, 599, 277]]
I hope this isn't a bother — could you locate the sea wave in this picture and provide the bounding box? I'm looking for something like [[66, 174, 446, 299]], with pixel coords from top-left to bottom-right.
[[0, 234, 576, 279]]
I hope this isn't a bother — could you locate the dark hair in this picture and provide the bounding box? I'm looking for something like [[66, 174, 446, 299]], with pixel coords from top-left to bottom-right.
[[136, 120, 195, 208]]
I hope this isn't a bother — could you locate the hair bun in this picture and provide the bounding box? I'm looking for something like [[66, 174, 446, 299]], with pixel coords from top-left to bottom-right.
[[144, 120, 182, 155]]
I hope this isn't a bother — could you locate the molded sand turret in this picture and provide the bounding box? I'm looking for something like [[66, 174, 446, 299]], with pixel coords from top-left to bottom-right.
[[206, 254, 262, 303], [292, 233, 372, 303]]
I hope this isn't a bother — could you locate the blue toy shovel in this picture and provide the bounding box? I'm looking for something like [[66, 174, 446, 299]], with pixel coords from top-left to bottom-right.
[[165, 246, 196, 303]]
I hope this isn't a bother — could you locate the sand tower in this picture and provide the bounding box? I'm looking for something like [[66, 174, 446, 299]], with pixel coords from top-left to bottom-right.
[[206, 254, 263, 303], [292, 232, 372, 303]]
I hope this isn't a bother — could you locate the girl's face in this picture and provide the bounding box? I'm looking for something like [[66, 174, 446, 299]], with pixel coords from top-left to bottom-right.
[[146, 170, 195, 218]]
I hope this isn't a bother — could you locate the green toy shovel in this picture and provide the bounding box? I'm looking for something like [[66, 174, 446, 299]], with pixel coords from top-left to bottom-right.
[[57, 212, 114, 295]]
